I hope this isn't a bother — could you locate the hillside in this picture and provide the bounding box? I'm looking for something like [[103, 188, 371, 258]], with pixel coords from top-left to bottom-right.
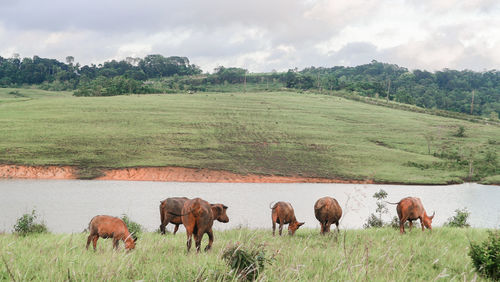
[[0, 88, 498, 184]]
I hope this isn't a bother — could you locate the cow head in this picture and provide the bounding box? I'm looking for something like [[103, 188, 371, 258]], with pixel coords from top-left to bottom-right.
[[288, 221, 305, 235], [124, 236, 137, 250], [423, 211, 435, 230], [211, 204, 229, 223]]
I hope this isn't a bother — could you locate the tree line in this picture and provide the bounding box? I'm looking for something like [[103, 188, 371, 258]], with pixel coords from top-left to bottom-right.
[[0, 55, 499, 118]]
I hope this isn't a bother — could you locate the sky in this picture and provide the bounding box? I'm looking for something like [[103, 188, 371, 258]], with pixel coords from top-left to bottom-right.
[[1, 0, 500, 73]]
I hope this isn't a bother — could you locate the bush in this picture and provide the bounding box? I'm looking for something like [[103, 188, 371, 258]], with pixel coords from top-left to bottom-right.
[[454, 125, 466, 137], [364, 214, 384, 229], [222, 243, 270, 281], [445, 208, 471, 228], [364, 189, 389, 228], [469, 231, 500, 280], [13, 210, 48, 236], [389, 216, 414, 229], [120, 214, 142, 240]]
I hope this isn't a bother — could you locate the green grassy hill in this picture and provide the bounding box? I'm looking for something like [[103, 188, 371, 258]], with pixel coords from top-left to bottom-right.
[[0, 88, 498, 184]]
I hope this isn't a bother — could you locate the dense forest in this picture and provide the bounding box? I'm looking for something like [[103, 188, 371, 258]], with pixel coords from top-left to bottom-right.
[[0, 54, 499, 118]]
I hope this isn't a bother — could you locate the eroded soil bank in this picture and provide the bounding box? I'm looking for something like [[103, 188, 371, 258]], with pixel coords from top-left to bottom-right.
[[0, 165, 372, 183]]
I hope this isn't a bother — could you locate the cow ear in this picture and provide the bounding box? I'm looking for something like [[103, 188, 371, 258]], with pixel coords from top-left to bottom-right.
[[223, 205, 228, 209], [299, 222, 305, 227], [430, 211, 435, 219]]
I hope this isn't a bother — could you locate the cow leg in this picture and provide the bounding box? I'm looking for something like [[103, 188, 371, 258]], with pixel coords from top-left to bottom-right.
[[173, 224, 179, 235], [325, 222, 332, 234], [113, 238, 119, 250], [194, 232, 202, 253], [279, 222, 284, 236], [160, 215, 167, 235], [205, 229, 214, 252], [185, 227, 193, 252], [86, 235, 92, 250], [320, 223, 325, 235], [272, 213, 278, 236], [335, 221, 340, 234], [409, 220, 413, 232], [419, 217, 424, 231], [399, 217, 407, 234], [92, 236, 99, 251]]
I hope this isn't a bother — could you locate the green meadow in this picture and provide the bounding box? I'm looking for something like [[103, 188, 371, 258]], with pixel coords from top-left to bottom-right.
[[0, 228, 490, 281], [0, 88, 499, 184]]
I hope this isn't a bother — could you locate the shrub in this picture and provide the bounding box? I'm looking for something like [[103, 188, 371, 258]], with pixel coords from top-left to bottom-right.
[[454, 125, 466, 137], [389, 216, 414, 229], [222, 243, 270, 281], [13, 210, 48, 236], [469, 231, 500, 280], [364, 214, 384, 228], [364, 189, 388, 228], [120, 214, 143, 240], [445, 208, 471, 228]]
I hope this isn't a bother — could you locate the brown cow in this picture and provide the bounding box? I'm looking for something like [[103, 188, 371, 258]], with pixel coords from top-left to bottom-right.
[[159, 197, 189, 235], [181, 198, 229, 252], [388, 197, 435, 234], [271, 201, 304, 236], [86, 215, 137, 251], [314, 197, 342, 235]]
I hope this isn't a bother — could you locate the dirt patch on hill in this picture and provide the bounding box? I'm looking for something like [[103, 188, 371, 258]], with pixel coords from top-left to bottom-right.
[[96, 167, 372, 183], [0, 165, 76, 180], [0, 164, 372, 183]]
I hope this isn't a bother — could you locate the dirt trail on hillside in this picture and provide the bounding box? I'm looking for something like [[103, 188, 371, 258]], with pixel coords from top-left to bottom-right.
[[0, 165, 372, 183]]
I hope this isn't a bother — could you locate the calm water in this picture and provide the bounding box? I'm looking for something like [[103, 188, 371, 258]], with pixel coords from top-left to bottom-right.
[[0, 180, 498, 233]]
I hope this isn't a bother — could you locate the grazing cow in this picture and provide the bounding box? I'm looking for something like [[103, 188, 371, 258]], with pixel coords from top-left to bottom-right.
[[86, 215, 136, 251], [387, 197, 435, 234], [159, 197, 189, 235], [314, 197, 342, 234], [181, 198, 229, 252], [270, 201, 304, 236]]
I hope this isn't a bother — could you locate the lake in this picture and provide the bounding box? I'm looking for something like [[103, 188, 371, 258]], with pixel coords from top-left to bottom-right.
[[0, 180, 498, 233]]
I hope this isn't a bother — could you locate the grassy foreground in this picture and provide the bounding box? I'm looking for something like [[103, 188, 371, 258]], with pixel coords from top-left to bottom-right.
[[0, 228, 490, 281], [0, 88, 499, 184]]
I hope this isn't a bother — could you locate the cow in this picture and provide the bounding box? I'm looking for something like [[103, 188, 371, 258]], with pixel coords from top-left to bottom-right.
[[86, 215, 137, 251], [159, 197, 189, 235], [181, 198, 229, 252], [270, 201, 304, 236], [314, 197, 342, 235], [387, 197, 435, 234]]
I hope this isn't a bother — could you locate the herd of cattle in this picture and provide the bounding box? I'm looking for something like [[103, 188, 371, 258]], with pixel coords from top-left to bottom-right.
[[86, 196, 434, 252]]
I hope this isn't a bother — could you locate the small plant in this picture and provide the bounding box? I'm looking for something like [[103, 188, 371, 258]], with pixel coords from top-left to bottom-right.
[[469, 231, 500, 280], [389, 216, 414, 229], [454, 125, 466, 137], [121, 214, 142, 240], [364, 214, 383, 228], [364, 189, 388, 228], [445, 208, 470, 228], [13, 210, 48, 236], [222, 243, 270, 281]]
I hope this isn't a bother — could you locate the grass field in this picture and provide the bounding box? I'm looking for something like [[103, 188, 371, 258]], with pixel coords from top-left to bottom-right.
[[0, 228, 490, 281], [0, 88, 498, 184]]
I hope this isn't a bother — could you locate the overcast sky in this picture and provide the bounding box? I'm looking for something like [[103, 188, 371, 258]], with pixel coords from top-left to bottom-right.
[[1, 0, 499, 73]]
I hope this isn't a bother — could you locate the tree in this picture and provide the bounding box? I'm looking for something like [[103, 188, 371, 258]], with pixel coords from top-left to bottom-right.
[[65, 56, 74, 65]]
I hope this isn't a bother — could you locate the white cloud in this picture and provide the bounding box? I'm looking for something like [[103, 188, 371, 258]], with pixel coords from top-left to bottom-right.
[[0, 0, 499, 71]]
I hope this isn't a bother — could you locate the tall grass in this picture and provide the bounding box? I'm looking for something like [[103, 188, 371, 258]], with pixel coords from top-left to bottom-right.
[[0, 228, 490, 280], [0, 88, 498, 184]]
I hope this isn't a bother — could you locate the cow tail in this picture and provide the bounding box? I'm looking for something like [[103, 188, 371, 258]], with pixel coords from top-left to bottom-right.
[[384, 201, 400, 205], [269, 201, 276, 209], [191, 201, 202, 217]]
